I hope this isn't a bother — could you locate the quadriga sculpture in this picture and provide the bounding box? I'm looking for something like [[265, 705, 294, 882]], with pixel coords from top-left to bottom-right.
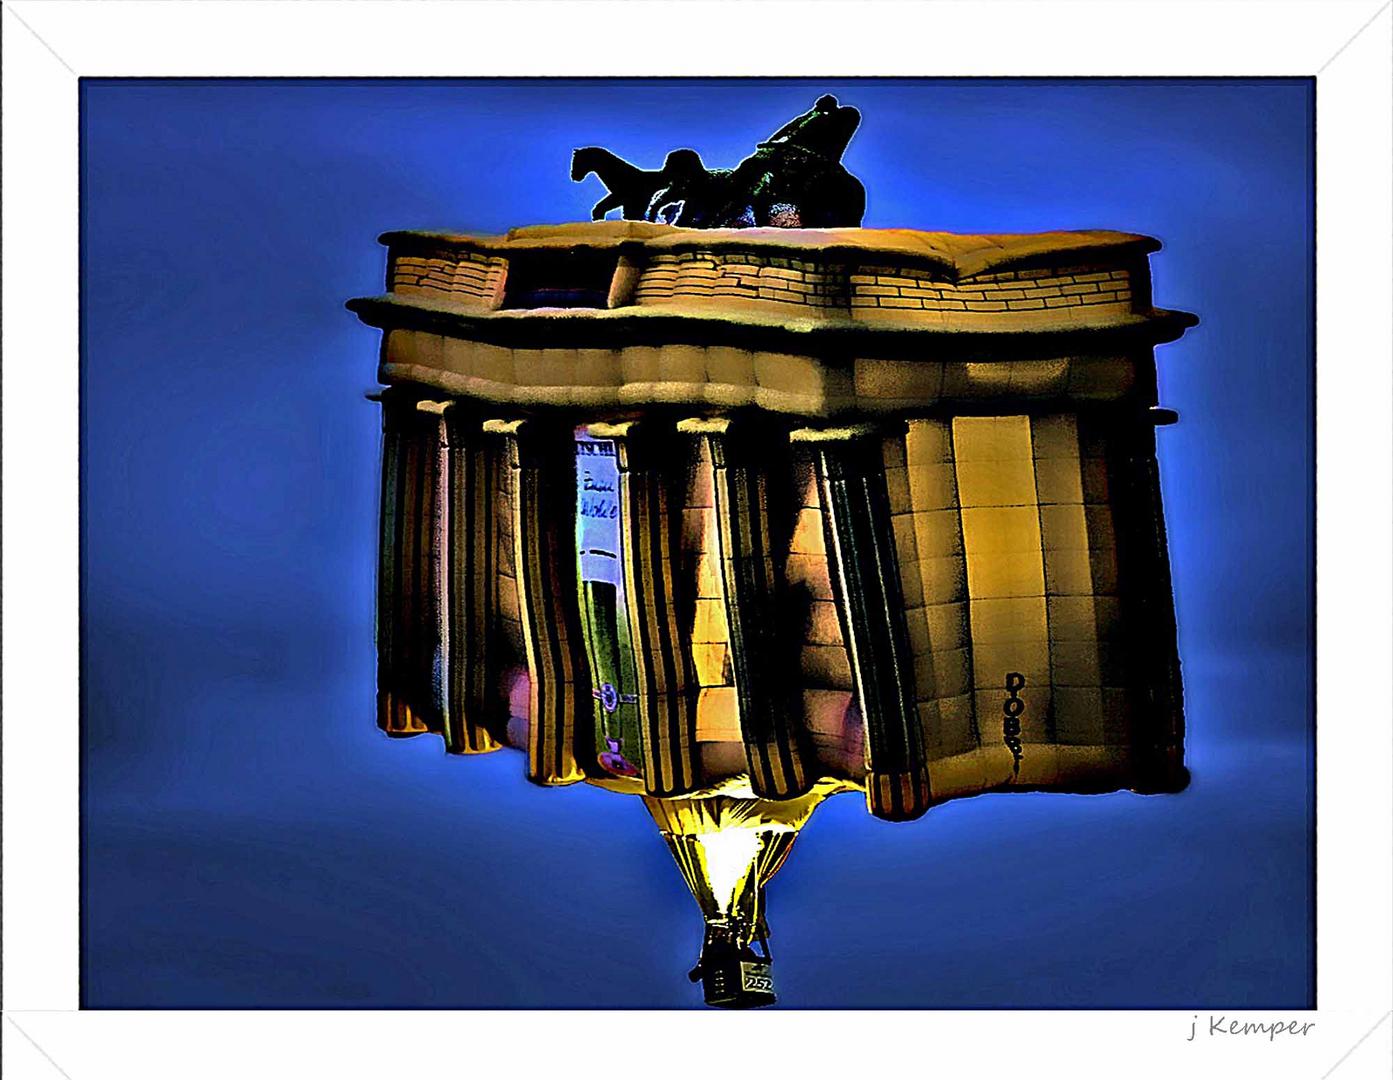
[[572, 94, 866, 229]]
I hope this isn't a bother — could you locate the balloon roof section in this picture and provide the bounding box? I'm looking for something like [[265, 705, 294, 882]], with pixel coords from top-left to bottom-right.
[[348, 221, 1196, 419], [378, 219, 1171, 283]]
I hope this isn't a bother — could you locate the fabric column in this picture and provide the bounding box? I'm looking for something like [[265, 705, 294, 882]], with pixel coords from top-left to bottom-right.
[[375, 391, 406, 733], [487, 418, 591, 785], [886, 419, 979, 771], [601, 421, 701, 798], [1032, 413, 1113, 766], [682, 418, 813, 800], [444, 407, 503, 754], [416, 401, 451, 737], [1097, 414, 1186, 791], [809, 426, 932, 821], [953, 416, 1052, 782], [376, 392, 445, 737]]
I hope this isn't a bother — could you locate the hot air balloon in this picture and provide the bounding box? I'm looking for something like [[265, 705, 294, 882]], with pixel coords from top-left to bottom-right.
[[347, 102, 1195, 1008]]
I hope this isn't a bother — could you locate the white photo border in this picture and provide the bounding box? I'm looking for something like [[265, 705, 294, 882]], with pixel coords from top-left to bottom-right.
[[3, 2, 1389, 1078]]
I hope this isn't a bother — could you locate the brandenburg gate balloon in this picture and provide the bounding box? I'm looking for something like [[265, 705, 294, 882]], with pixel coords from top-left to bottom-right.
[[347, 96, 1195, 1008]]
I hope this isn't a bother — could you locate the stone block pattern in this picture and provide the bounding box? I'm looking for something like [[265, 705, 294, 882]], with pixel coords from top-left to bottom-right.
[[879, 413, 1144, 789], [882, 420, 978, 762], [635, 252, 850, 309], [850, 264, 1134, 313], [631, 251, 1134, 317], [392, 247, 507, 307]]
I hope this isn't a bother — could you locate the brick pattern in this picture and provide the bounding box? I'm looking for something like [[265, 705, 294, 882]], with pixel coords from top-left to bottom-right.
[[629, 251, 1135, 317], [634, 252, 850, 309], [386, 242, 1142, 329], [392, 248, 507, 306], [850, 264, 1133, 313]]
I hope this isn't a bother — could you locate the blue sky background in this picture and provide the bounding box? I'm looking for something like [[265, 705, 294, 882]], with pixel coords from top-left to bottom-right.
[[80, 78, 1313, 1009]]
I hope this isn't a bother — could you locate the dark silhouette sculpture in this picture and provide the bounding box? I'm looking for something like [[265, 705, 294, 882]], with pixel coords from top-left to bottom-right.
[[572, 95, 866, 229], [570, 147, 670, 221]]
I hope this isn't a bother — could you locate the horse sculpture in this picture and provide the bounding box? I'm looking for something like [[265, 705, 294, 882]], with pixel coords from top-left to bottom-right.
[[570, 147, 671, 221], [571, 94, 867, 230]]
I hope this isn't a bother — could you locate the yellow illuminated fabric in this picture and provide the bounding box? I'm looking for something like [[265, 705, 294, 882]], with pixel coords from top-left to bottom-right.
[[954, 415, 1052, 764], [873, 411, 1164, 799], [644, 785, 831, 835], [644, 786, 835, 946]]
